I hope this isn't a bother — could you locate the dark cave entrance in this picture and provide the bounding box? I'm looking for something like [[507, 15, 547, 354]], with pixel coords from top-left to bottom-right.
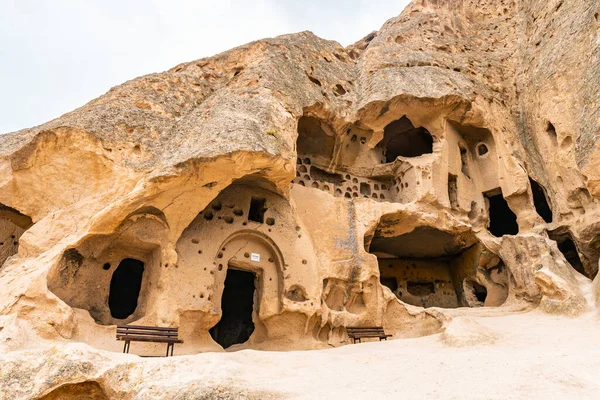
[[548, 230, 587, 277], [210, 268, 256, 349], [379, 116, 433, 162], [484, 190, 519, 237], [466, 280, 487, 303], [380, 277, 398, 293], [296, 116, 336, 163], [529, 177, 553, 223], [108, 258, 144, 319]]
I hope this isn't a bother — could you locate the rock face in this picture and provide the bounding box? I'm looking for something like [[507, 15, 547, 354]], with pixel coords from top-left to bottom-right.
[[1, 0, 600, 396]]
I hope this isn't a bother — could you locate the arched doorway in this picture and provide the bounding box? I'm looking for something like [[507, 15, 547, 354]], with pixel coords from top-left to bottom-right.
[[209, 230, 284, 348]]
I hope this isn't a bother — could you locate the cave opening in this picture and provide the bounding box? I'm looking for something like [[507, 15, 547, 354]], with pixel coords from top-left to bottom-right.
[[380, 276, 398, 293], [310, 166, 345, 186], [0, 203, 33, 267], [210, 268, 256, 349], [369, 226, 477, 308], [368, 221, 508, 308], [379, 116, 433, 162], [529, 177, 553, 223], [548, 230, 587, 277], [484, 190, 519, 237], [466, 280, 487, 303], [296, 116, 336, 165], [108, 258, 145, 319], [248, 197, 267, 223]]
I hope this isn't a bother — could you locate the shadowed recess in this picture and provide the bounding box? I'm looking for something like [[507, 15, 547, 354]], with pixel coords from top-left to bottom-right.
[[210, 268, 256, 349], [108, 258, 145, 319], [378, 116, 433, 162], [529, 177, 553, 223], [484, 190, 519, 237]]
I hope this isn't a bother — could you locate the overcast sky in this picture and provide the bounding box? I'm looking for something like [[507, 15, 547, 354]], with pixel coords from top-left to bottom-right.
[[0, 1, 411, 134]]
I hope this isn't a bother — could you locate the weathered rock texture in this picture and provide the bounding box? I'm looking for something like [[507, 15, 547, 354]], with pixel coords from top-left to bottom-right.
[[1, 0, 600, 397]]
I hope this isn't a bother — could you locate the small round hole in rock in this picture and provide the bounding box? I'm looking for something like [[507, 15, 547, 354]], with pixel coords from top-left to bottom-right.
[[266, 217, 275, 226], [477, 143, 489, 156], [103, 263, 111, 270]]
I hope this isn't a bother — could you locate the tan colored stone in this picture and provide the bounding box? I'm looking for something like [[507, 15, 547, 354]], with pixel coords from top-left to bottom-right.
[[1, 0, 600, 396]]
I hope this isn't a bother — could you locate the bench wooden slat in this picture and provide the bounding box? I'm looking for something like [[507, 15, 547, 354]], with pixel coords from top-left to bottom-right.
[[117, 335, 183, 343], [348, 333, 388, 336], [347, 329, 386, 332], [346, 326, 392, 343], [116, 329, 178, 337], [347, 327, 384, 329], [116, 324, 183, 356], [117, 325, 177, 332]]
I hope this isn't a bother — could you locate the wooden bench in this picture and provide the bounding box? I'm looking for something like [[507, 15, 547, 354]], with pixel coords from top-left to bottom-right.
[[116, 325, 183, 357], [346, 326, 392, 344]]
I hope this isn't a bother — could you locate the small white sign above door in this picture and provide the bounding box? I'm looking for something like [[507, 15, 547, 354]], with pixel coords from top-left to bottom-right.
[[250, 253, 260, 262]]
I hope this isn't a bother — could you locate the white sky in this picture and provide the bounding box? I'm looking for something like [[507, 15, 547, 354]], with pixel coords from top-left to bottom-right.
[[0, 0, 411, 134]]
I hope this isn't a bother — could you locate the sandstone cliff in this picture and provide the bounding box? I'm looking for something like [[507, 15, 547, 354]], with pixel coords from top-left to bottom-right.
[[1, 0, 600, 398]]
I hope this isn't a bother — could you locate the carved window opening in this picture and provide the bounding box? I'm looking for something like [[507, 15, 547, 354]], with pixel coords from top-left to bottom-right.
[[548, 230, 587, 278], [0, 203, 33, 267], [529, 177, 553, 223], [379, 116, 433, 162], [248, 197, 267, 223], [484, 190, 519, 237], [477, 143, 489, 156], [296, 116, 335, 165]]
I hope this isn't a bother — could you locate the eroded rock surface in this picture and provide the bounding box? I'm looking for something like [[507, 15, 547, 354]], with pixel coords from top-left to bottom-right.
[[1, 0, 600, 397]]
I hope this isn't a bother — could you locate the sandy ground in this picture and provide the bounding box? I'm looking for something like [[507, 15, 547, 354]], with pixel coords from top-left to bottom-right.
[[5, 309, 600, 399], [192, 311, 600, 399], [5, 276, 600, 399], [160, 276, 600, 399]]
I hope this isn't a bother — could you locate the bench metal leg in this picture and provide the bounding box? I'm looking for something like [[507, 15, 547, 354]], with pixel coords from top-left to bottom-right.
[[171, 343, 174, 357], [166, 343, 170, 357], [123, 341, 130, 353]]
